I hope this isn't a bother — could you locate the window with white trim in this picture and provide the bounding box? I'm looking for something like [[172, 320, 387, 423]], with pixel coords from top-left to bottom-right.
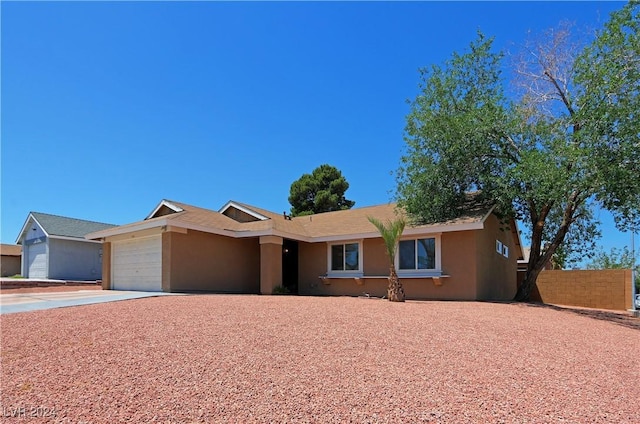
[[496, 239, 509, 258], [399, 238, 436, 270], [328, 242, 361, 273]]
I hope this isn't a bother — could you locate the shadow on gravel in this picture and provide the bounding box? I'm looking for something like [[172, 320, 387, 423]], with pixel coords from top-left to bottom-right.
[[521, 302, 640, 331]]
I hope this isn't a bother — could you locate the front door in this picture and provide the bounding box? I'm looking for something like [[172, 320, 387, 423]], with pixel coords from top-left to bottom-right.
[[282, 239, 298, 294]]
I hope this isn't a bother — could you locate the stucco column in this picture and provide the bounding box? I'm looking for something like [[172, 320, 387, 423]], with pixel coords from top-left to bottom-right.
[[162, 232, 172, 293], [260, 236, 283, 295]]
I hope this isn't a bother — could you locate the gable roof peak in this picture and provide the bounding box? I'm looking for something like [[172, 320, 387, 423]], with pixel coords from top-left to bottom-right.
[[146, 199, 185, 220], [219, 200, 270, 222]]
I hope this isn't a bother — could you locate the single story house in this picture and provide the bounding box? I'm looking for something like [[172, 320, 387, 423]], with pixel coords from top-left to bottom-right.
[[87, 198, 523, 300], [1, 244, 22, 277], [16, 212, 116, 280]]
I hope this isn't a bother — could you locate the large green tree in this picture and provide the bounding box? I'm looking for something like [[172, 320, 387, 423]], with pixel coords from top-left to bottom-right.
[[289, 164, 355, 216], [396, 3, 639, 301]]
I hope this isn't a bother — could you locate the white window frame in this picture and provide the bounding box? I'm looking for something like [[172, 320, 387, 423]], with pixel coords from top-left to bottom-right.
[[502, 245, 509, 258], [395, 234, 442, 277], [496, 240, 503, 254], [326, 240, 363, 277]]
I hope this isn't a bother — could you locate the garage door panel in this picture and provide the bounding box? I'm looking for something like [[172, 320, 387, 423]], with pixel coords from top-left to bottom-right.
[[27, 242, 47, 278], [112, 236, 162, 292]]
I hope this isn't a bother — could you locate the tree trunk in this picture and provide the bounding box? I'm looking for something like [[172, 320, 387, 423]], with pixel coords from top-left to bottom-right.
[[514, 266, 544, 301], [387, 267, 405, 302], [514, 224, 570, 301]]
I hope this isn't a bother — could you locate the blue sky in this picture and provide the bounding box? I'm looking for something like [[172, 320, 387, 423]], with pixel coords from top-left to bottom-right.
[[1, 1, 635, 264]]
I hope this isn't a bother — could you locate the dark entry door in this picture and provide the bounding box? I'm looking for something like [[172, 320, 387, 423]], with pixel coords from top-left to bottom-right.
[[282, 239, 299, 294]]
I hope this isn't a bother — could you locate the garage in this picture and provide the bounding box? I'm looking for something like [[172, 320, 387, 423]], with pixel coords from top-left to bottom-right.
[[112, 235, 162, 291], [27, 242, 47, 278]]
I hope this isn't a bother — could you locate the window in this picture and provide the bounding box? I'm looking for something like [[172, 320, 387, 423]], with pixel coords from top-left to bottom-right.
[[399, 238, 436, 270], [497, 240, 509, 258], [329, 242, 360, 272]]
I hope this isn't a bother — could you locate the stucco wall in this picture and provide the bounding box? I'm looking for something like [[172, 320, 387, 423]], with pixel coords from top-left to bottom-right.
[[532, 269, 632, 311], [48, 238, 103, 280], [439, 231, 478, 300], [298, 242, 328, 295], [298, 233, 481, 300], [165, 230, 260, 293], [475, 214, 518, 300], [1, 255, 21, 277], [260, 237, 283, 294]]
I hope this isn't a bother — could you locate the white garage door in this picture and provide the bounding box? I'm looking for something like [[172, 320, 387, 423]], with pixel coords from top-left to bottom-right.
[[27, 242, 47, 278], [112, 235, 162, 292]]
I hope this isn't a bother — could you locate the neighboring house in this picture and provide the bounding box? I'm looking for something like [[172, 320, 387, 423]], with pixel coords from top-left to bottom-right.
[[87, 198, 523, 300], [16, 212, 116, 280], [1, 244, 22, 277]]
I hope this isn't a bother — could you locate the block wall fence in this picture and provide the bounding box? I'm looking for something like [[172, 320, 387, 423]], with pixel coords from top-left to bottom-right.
[[524, 269, 633, 311]]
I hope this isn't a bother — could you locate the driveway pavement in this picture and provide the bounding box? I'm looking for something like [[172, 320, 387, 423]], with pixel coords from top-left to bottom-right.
[[0, 290, 176, 314]]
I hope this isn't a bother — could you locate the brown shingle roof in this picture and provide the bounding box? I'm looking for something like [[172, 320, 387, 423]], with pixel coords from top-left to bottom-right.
[[291, 202, 491, 238], [230, 201, 309, 235], [87, 198, 493, 241], [166, 201, 243, 232]]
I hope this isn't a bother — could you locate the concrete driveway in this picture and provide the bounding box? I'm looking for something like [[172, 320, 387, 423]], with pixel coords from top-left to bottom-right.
[[0, 290, 177, 314]]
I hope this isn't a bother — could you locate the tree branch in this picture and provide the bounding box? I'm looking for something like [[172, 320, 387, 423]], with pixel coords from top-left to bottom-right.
[[543, 70, 575, 116]]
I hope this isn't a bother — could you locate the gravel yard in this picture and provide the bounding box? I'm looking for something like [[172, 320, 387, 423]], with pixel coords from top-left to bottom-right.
[[1, 295, 639, 423]]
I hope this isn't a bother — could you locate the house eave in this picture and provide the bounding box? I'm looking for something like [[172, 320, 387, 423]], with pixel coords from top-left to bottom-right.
[[233, 229, 312, 242], [310, 221, 486, 243], [174, 221, 237, 238], [86, 218, 171, 240], [86, 218, 240, 241], [49, 235, 103, 244]]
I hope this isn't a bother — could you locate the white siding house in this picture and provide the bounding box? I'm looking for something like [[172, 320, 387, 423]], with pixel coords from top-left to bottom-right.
[[16, 212, 116, 280]]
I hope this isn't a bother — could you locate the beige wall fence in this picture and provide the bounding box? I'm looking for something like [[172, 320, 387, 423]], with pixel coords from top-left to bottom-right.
[[525, 269, 633, 311]]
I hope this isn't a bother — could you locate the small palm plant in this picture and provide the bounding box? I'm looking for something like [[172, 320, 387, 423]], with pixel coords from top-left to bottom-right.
[[368, 216, 406, 302]]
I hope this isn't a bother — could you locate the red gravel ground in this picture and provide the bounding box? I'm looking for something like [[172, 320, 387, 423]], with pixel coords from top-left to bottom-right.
[[1, 295, 639, 423]]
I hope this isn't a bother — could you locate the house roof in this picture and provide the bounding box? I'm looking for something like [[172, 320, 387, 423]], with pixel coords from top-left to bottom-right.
[[86, 197, 496, 243], [292, 202, 493, 240], [1, 244, 22, 256], [17, 212, 117, 244]]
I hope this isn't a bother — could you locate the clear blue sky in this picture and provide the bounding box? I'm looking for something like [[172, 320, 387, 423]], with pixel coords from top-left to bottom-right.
[[1, 1, 634, 265]]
